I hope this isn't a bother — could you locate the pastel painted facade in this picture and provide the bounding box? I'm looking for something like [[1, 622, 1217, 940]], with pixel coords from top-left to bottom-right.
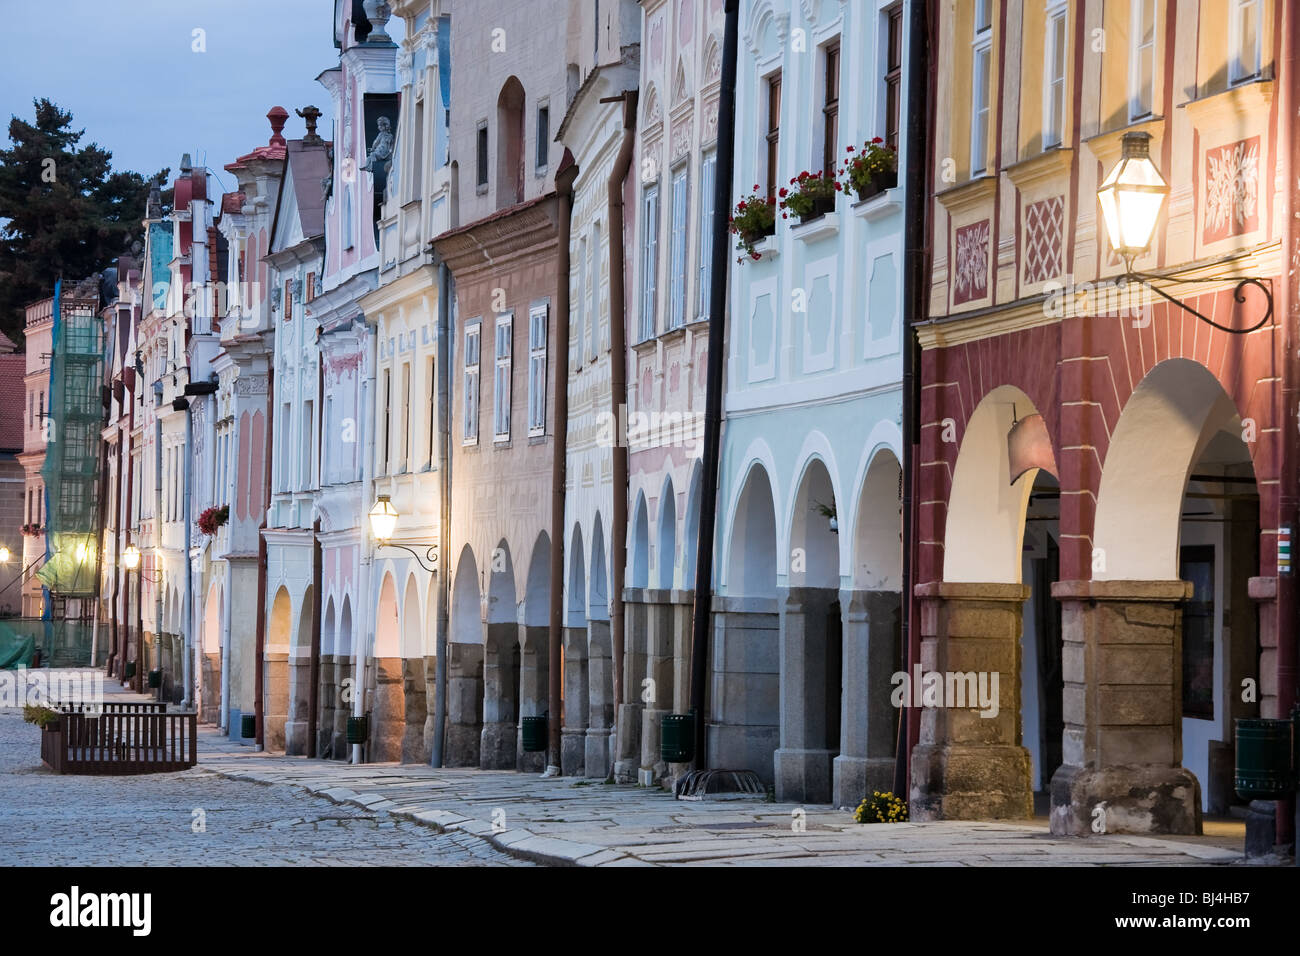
[[711, 0, 911, 807], [19, 296, 53, 618]]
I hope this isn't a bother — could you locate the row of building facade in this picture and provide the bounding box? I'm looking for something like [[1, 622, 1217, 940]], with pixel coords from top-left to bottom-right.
[[84, 0, 1296, 847]]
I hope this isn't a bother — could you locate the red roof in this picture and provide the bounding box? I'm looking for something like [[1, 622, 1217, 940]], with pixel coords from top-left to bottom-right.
[[0, 354, 27, 450], [221, 191, 246, 214]]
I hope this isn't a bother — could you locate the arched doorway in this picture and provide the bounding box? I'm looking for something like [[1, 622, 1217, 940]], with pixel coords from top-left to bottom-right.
[[264, 586, 293, 752], [399, 576, 425, 763], [371, 573, 401, 762], [519, 532, 551, 771], [285, 585, 314, 755], [199, 583, 221, 725], [657, 477, 677, 590], [563, 524, 589, 776], [446, 545, 484, 767], [841, 447, 903, 807], [586, 514, 613, 778], [482, 540, 519, 769], [496, 77, 525, 206], [778, 456, 841, 803], [714, 463, 780, 786], [318, 597, 337, 758]]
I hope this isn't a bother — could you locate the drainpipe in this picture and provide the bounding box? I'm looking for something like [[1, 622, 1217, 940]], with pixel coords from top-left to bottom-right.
[[895, 0, 932, 797], [432, 259, 452, 767], [687, 0, 740, 767], [353, 323, 377, 764], [308, 335, 324, 758], [1277, 0, 1298, 852], [124, 377, 138, 691], [255, 368, 274, 748], [176, 394, 194, 711], [108, 402, 124, 677], [153, 381, 163, 696], [547, 154, 579, 774]]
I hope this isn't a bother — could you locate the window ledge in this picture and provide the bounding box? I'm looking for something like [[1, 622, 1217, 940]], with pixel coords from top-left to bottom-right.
[[632, 337, 658, 356], [528, 432, 547, 445], [660, 325, 687, 346], [852, 189, 902, 222], [790, 212, 840, 243], [751, 234, 780, 262]]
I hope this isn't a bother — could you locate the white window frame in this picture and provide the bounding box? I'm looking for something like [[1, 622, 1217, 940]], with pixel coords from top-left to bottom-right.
[[1229, 0, 1263, 85], [640, 183, 659, 341], [587, 221, 600, 360], [1042, 1, 1068, 149], [970, 6, 993, 175], [462, 322, 480, 445], [697, 150, 716, 322], [1128, 0, 1157, 121], [493, 313, 512, 443], [527, 302, 548, 436], [669, 164, 689, 331], [575, 234, 587, 365]]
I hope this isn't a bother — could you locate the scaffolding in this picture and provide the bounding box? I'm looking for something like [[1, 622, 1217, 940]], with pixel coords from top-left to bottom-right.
[[37, 278, 106, 604]]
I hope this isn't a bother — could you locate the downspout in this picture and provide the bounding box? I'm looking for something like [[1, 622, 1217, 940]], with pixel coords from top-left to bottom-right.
[[688, 0, 740, 767], [308, 344, 324, 757], [108, 401, 123, 677], [432, 260, 452, 767], [1276, 0, 1298, 852], [124, 378, 138, 691], [608, 93, 638, 773], [896, 0, 932, 797], [152, 382, 163, 696], [255, 368, 274, 748], [548, 153, 579, 774], [177, 394, 194, 711], [353, 323, 377, 764]]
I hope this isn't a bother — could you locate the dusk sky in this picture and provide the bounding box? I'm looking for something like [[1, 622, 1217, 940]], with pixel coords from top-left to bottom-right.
[[1, 1, 404, 195]]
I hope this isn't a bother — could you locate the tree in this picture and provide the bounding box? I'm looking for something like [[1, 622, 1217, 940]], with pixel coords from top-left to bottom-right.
[[0, 99, 167, 343]]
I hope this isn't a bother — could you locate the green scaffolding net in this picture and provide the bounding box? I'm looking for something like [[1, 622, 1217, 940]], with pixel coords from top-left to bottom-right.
[[37, 279, 105, 599]]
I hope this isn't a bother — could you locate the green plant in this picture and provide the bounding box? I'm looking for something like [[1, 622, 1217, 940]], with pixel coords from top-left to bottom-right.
[[729, 186, 777, 262], [840, 139, 899, 197], [23, 704, 60, 730], [854, 790, 908, 823], [778, 169, 840, 221], [812, 499, 836, 520]]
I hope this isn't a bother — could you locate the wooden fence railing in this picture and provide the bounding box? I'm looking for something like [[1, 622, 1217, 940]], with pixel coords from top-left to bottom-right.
[[41, 710, 197, 775]]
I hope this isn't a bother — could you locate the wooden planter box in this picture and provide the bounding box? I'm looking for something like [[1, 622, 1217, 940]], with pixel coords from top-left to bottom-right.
[[41, 710, 197, 775]]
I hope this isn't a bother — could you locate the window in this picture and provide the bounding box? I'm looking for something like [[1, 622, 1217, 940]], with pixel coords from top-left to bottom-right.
[[400, 363, 411, 470], [411, 99, 425, 200], [280, 402, 291, 489], [1229, 0, 1262, 84], [1043, 2, 1067, 148], [305, 272, 315, 304], [1180, 546, 1214, 719], [764, 73, 782, 198], [576, 235, 587, 364], [493, 314, 512, 441], [476, 122, 489, 188], [587, 222, 599, 359], [536, 104, 550, 172], [380, 369, 391, 473], [698, 151, 717, 321], [822, 41, 840, 175], [884, 4, 903, 150], [640, 184, 659, 340], [1129, 0, 1156, 120], [970, 3, 993, 175], [301, 400, 314, 489], [463, 323, 481, 444], [528, 303, 548, 436], [669, 166, 688, 331], [426, 356, 436, 469]]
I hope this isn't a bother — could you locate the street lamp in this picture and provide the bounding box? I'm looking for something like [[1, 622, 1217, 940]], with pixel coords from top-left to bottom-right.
[[121, 544, 162, 582], [368, 494, 437, 572], [0, 546, 10, 564], [1099, 130, 1272, 334]]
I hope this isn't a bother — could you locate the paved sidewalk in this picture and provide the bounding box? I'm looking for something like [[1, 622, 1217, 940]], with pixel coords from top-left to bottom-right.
[[197, 726, 1249, 867]]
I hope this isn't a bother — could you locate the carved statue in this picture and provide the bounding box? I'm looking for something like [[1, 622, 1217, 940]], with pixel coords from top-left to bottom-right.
[[362, 115, 395, 194]]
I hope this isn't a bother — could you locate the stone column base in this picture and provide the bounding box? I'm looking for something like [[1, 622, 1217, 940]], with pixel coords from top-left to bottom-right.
[[283, 719, 309, 756], [585, 727, 612, 779], [832, 755, 896, 809], [910, 743, 1033, 821], [480, 720, 516, 769], [561, 728, 586, 777], [775, 748, 835, 804], [1050, 764, 1202, 835]]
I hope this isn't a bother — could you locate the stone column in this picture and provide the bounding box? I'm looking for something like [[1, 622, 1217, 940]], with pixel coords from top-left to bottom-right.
[[423, 654, 438, 762], [774, 587, 838, 804], [562, 627, 589, 776], [444, 642, 483, 766], [1049, 579, 1202, 836], [317, 653, 336, 757], [401, 656, 428, 763], [637, 589, 675, 785], [834, 589, 900, 808], [614, 589, 649, 782], [909, 582, 1032, 821], [708, 594, 780, 785], [200, 652, 221, 724], [517, 625, 548, 772], [331, 659, 351, 759], [262, 649, 289, 752], [585, 619, 614, 778], [480, 624, 518, 769], [370, 656, 405, 762], [284, 650, 311, 755]]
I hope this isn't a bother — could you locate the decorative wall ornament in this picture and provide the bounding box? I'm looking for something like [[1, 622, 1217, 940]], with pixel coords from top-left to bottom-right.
[[703, 37, 722, 84], [671, 119, 694, 162], [270, 286, 282, 309], [235, 376, 269, 397], [1023, 197, 1064, 285], [397, 49, 414, 88], [1204, 136, 1260, 243], [953, 219, 991, 305]]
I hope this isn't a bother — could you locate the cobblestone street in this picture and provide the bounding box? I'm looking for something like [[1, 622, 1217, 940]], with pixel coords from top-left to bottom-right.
[[0, 711, 529, 866]]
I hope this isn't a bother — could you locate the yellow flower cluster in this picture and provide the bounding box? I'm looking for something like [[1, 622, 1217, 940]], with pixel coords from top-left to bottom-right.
[[853, 790, 909, 824]]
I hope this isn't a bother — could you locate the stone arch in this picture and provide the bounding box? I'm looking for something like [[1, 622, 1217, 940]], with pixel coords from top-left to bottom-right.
[[1093, 358, 1244, 581], [322, 596, 337, 657], [374, 572, 399, 659], [496, 76, 526, 206], [286, 585, 315, 755], [198, 582, 222, 724], [656, 474, 677, 590], [567, 524, 586, 627], [445, 545, 484, 767], [589, 512, 609, 620], [630, 492, 650, 589], [726, 462, 778, 595], [264, 586, 293, 752], [482, 538, 520, 768], [944, 385, 1050, 584], [787, 455, 840, 589], [853, 447, 902, 591], [338, 596, 353, 657], [401, 573, 423, 658], [451, 545, 482, 643], [519, 532, 552, 770]]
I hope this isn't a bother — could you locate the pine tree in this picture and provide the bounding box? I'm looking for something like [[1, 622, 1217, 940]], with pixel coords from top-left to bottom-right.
[[0, 98, 167, 343]]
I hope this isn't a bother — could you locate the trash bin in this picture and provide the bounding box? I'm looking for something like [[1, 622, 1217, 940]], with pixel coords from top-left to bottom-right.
[[1235, 716, 1296, 800], [346, 714, 369, 745], [123, 660, 136, 680], [521, 715, 547, 752], [240, 714, 256, 739], [661, 713, 695, 763], [147, 668, 162, 689]]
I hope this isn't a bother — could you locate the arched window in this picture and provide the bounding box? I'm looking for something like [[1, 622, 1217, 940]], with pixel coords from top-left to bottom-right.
[[496, 77, 526, 207]]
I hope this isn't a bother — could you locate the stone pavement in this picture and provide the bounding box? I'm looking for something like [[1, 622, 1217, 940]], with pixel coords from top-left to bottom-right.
[[198, 726, 1250, 867]]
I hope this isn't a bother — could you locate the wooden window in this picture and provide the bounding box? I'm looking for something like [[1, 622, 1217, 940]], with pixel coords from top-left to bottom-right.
[[640, 184, 659, 340], [765, 73, 782, 198], [1043, 2, 1067, 148], [476, 122, 489, 187], [493, 314, 512, 441], [283, 279, 293, 321], [669, 165, 689, 330], [463, 323, 480, 444], [970, 5, 993, 175], [536, 104, 550, 172], [1129, 0, 1156, 120], [822, 41, 840, 175], [884, 4, 903, 151], [1229, 0, 1263, 84], [528, 303, 548, 435], [697, 151, 717, 320]]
